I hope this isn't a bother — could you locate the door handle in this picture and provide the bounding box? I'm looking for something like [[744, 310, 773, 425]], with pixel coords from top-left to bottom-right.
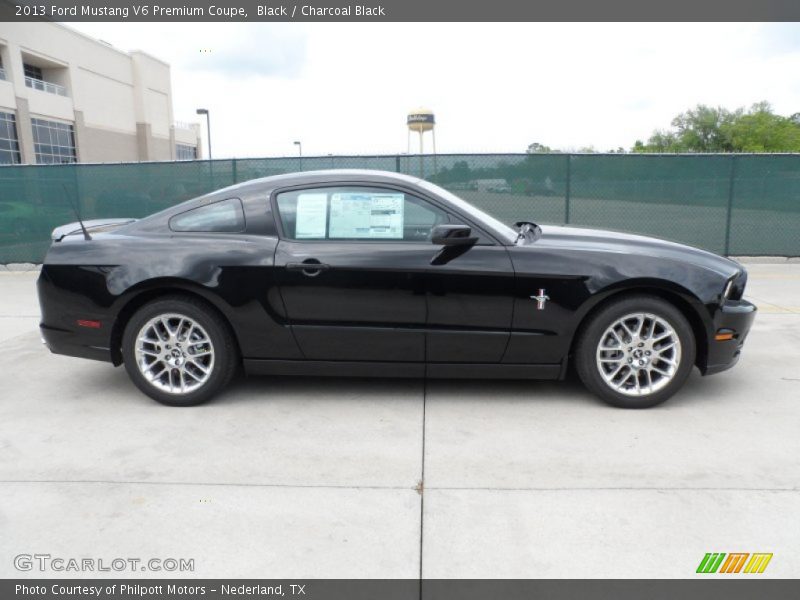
[[286, 261, 331, 277]]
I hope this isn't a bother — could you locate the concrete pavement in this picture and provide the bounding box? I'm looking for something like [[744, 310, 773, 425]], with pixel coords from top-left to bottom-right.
[[0, 266, 798, 578]]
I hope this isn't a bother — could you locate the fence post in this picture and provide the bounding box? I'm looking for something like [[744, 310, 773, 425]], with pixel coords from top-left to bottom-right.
[[723, 155, 737, 256], [232, 158, 238, 184], [564, 154, 571, 224]]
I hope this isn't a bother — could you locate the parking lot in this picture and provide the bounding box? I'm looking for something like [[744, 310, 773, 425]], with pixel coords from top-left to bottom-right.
[[1, 262, 799, 578]]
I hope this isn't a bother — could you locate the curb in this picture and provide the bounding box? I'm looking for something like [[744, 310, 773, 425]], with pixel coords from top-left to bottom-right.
[[0, 263, 42, 272], [732, 257, 800, 264]]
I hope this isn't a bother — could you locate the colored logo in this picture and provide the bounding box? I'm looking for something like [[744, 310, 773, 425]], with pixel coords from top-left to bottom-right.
[[696, 553, 773, 574]]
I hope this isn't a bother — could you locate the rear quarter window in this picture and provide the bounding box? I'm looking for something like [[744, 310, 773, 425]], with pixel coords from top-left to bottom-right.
[[169, 198, 245, 233]]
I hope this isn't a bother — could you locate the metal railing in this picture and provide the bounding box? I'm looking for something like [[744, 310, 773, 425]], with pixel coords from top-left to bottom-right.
[[25, 76, 68, 97]]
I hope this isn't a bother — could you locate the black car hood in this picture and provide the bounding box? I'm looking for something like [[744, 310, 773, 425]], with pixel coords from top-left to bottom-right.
[[532, 224, 742, 278]]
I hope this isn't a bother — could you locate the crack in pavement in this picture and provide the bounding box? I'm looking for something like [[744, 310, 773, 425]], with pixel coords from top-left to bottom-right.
[[1, 480, 796, 493]]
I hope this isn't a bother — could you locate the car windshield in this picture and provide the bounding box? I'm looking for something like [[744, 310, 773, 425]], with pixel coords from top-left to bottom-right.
[[416, 179, 519, 243]]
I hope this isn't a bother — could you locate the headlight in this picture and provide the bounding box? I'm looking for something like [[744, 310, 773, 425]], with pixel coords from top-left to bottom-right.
[[722, 271, 747, 301], [722, 278, 735, 300]]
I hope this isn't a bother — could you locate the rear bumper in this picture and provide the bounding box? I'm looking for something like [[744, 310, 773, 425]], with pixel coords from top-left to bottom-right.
[[703, 299, 757, 375], [37, 267, 115, 364], [40, 324, 113, 363]]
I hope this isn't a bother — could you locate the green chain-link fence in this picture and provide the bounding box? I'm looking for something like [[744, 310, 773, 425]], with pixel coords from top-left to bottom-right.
[[1, 153, 798, 262]]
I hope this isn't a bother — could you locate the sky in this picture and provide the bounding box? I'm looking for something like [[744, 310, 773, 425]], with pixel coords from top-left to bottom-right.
[[68, 22, 800, 159]]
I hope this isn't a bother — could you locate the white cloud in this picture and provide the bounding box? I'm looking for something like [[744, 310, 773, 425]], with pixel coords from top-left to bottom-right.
[[68, 22, 800, 158]]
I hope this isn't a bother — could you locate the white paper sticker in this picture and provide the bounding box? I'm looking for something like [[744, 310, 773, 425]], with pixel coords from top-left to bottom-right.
[[329, 193, 404, 239], [295, 193, 328, 239]]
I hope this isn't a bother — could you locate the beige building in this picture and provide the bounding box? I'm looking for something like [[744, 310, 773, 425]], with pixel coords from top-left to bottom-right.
[[0, 22, 201, 165]]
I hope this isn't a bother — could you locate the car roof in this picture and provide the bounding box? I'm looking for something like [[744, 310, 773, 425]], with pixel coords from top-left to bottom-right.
[[127, 169, 517, 245], [125, 170, 428, 232], [213, 169, 425, 196]]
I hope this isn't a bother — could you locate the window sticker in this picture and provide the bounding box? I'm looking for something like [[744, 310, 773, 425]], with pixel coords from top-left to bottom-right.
[[329, 193, 404, 239], [295, 193, 328, 238]]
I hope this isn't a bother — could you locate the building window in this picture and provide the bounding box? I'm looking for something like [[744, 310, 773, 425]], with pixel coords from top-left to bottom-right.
[[31, 118, 77, 164], [0, 112, 22, 165], [176, 144, 197, 161], [23, 63, 43, 81], [0, 55, 6, 81]]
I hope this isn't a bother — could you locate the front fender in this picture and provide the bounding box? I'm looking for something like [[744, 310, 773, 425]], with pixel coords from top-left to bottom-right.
[[504, 246, 727, 365]]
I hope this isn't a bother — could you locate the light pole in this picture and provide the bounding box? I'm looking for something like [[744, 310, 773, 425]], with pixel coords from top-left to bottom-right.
[[196, 108, 211, 159], [294, 141, 302, 170]]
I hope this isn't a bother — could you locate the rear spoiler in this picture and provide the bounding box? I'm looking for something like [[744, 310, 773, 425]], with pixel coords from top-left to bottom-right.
[[51, 218, 137, 242]]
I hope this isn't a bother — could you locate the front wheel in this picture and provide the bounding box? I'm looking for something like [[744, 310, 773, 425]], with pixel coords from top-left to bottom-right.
[[122, 296, 238, 406], [575, 295, 696, 408]]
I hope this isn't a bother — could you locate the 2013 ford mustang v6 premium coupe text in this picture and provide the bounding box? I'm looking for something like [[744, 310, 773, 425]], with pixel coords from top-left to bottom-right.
[[37, 170, 756, 408]]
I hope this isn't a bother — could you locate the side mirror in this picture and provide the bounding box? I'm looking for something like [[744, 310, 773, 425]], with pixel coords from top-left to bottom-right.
[[431, 224, 478, 247]]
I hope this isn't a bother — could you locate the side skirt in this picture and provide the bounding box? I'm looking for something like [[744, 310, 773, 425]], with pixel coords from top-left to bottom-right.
[[243, 359, 561, 380], [427, 363, 561, 380]]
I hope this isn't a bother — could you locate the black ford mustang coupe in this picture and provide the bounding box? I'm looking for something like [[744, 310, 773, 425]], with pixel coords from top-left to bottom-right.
[[38, 170, 756, 408]]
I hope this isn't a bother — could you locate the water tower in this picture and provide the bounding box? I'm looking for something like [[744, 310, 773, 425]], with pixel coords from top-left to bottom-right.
[[407, 108, 436, 176]]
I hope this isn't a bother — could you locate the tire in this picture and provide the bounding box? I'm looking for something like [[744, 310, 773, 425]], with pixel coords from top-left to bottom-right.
[[575, 295, 695, 408], [121, 295, 238, 406]]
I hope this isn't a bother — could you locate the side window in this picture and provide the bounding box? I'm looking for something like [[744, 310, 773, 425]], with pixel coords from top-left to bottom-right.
[[169, 198, 245, 233], [275, 187, 448, 242]]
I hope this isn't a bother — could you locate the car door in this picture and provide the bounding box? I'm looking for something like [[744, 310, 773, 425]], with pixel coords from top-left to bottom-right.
[[425, 241, 515, 363], [272, 183, 516, 365], [272, 184, 444, 362]]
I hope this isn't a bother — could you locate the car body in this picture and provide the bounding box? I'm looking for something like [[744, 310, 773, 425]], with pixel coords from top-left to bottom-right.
[[37, 170, 756, 407]]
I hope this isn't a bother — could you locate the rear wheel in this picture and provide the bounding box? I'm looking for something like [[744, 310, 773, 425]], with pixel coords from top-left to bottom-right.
[[575, 295, 695, 408], [122, 296, 237, 406]]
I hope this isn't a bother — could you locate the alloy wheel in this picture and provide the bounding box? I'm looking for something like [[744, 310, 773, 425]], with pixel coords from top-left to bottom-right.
[[134, 313, 215, 394], [595, 312, 682, 397]]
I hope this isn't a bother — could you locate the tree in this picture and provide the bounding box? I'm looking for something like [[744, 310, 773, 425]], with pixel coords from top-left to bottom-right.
[[633, 102, 800, 153], [725, 102, 800, 152], [671, 105, 738, 152], [526, 142, 555, 153], [634, 130, 680, 152]]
